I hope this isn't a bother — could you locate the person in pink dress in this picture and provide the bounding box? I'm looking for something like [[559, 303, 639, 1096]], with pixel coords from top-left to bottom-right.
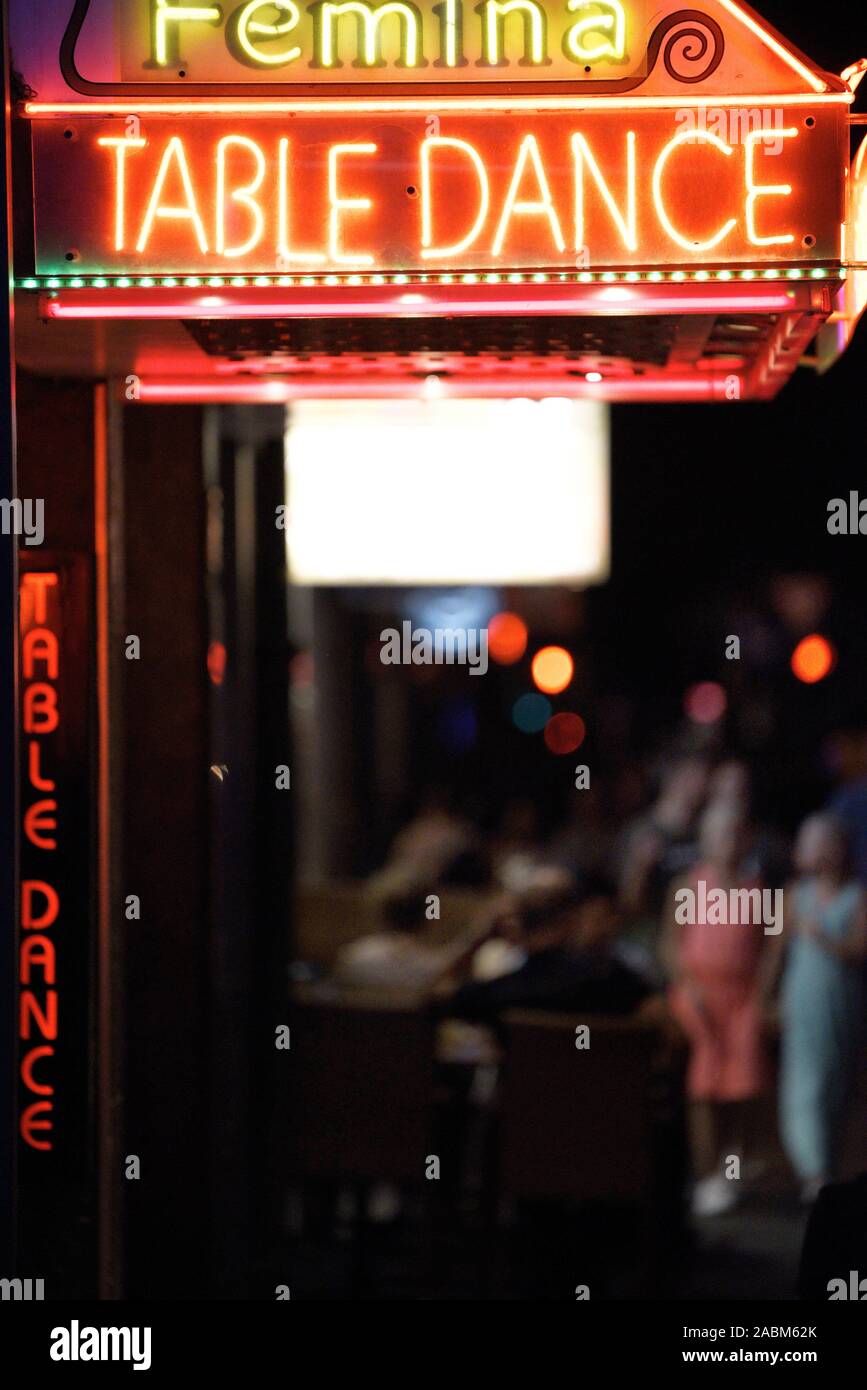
[[663, 800, 778, 1217]]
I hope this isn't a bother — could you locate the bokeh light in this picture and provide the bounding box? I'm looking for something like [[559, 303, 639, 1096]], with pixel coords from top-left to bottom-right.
[[791, 633, 836, 684], [512, 693, 552, 733], [531, 646, 574, 695], [544, 712, 587, 754], [207, 640, 227, 687], [488, 611, 529, 665], [684, 681, 727, 724]]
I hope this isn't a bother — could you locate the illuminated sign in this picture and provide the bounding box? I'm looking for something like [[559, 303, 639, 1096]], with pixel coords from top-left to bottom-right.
[[18, 555, 91, 1173], [285, 397, 609, 584], [31, 107, 843, 276], [19, 0, 851, 320], [62, 0, 707, 94], [48, 0, 841, 96], [20, 571, 63, 1155], [139, 0, 630, 78]]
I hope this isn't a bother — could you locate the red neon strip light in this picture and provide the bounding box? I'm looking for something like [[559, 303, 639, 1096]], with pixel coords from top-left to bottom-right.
[[135, 376, 738, 403], [43, 283, 807, 321], [25, 94, 850, 117]]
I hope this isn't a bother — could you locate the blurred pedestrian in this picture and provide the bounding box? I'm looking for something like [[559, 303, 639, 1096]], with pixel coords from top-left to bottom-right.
[[664, 801, 776, 1216], [779, 813, 867, 1203]]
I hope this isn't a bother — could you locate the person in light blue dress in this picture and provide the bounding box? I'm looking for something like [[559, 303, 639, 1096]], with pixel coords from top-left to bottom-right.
[[780, 813, 867, 1202]]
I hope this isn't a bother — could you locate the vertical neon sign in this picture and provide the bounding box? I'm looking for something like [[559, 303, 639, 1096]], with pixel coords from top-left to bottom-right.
[[18, 555, 91, 1179], [19, 570, 61, 1153]]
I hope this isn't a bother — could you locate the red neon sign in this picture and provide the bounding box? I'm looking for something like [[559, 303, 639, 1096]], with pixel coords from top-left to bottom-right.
[[17, 556, 91, 1167], [31, 106, 843, 277], [19, 571, 62, 1153]]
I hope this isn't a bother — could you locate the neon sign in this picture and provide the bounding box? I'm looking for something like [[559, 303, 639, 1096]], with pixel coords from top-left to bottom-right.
[[22, 0, 850, 296], [53, 0, 841, 97], [19, 571, 62, 1154], [61, 0, 642, 91], [19, 569, 61, 1156], [18, 556, 91, 1171], [31, 108, 843, 276]]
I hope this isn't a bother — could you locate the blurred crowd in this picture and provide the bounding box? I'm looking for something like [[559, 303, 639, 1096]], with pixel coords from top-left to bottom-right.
[[328, 732, 867, 1218]]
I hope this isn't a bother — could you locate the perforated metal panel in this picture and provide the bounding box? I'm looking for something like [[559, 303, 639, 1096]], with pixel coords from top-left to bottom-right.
[[183, 312, 780, 386], [186, 313, 679, 364]]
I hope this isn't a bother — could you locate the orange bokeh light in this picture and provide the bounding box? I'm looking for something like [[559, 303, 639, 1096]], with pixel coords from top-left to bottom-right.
[[791, 634, 836, 684], [531, 645, 574, 695], [488, 611, 528, 665]]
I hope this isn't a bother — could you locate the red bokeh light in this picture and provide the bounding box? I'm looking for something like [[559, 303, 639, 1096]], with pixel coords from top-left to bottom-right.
[[207, 640, 227, 687], [488, 611, 528, 665], [544, 712, 586, 755]]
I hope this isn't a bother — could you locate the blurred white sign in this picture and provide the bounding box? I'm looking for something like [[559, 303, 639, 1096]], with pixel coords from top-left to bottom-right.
[[285, 398, 610, 586]]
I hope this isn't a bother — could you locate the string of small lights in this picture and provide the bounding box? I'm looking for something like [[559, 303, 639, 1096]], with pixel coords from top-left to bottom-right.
[[16, 266, 840, 292]]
